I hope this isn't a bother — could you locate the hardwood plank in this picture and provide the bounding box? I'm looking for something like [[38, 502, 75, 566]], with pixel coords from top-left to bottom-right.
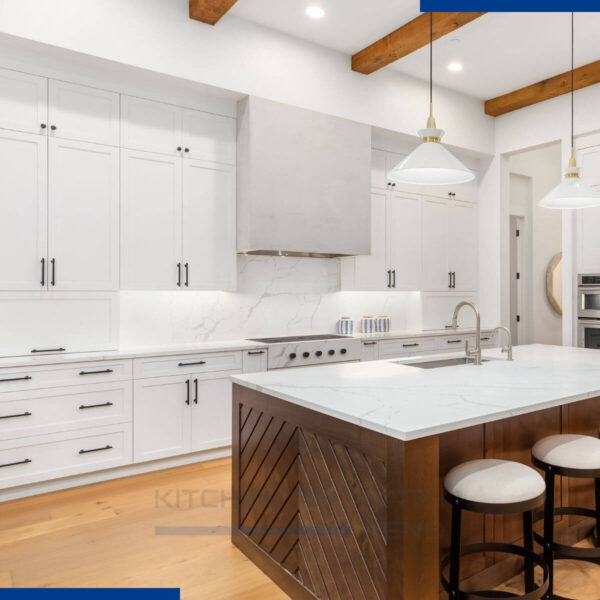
[[298, 515, 327, 599], [189, 0, 238, 26], [352, 12, 486, 75], [485, 60, 600, 116], [240, 414, 273, 475]]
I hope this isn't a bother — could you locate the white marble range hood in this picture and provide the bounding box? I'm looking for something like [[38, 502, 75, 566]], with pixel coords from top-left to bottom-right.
[[236, 96, 372, 258]]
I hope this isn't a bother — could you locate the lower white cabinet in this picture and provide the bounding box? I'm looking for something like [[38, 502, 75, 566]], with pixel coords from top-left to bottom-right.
[[360, 341, 379, 362], [242, 349, 268, 373]]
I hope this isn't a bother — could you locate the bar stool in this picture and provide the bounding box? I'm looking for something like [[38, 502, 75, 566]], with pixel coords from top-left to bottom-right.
[[532, 434, 600, 600], [441, 459, 549, 600]]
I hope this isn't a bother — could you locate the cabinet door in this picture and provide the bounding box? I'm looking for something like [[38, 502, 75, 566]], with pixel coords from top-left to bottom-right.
[[0, 131, 47, 290], [350, 192, 388, 290], [182, 159, 236, 291], [191, 371, 238, 452], [121, 96, 182, 155], [133, 375, 192, 463], [182, 109, 236, 164], [48, 139, 119, 291], [48, 80, 119, 146], [387, 193, 422, 290], [448, 201, 478, 292], [121, 150, 182, 290], [422, 197, 450, 291], [0, 68, 47, 134], [578, 146, 600, 272]]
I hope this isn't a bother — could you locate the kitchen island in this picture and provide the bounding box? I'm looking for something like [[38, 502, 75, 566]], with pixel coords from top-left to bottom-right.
[[230, 345, 600, 600]]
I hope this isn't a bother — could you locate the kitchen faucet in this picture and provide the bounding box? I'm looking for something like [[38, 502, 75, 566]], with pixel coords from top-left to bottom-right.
[[493, 325, 513, 360], [451, 300, 482, 365]]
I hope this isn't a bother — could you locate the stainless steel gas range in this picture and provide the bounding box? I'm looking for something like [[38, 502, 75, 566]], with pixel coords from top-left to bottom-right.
[[246, 334, 361, 370]]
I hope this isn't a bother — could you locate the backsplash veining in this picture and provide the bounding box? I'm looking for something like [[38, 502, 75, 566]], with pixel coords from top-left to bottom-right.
[[120, 256, 422, 346]]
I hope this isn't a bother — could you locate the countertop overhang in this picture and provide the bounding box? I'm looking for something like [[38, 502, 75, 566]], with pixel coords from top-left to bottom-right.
[[232, 344, 600, 441]]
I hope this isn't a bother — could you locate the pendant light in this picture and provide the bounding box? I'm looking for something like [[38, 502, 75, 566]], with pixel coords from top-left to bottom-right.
[[388, 13, 474, 186], [539, 13, 600, 209]]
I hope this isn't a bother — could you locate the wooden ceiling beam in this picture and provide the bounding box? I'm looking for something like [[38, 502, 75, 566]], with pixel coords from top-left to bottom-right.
[[352, 12, 486, 75], [485, 60, 600, 117], [189, 0, 238, 26]]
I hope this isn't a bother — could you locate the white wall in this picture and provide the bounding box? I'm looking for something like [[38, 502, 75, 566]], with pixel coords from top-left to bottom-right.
[[0, 0, 494, 155]]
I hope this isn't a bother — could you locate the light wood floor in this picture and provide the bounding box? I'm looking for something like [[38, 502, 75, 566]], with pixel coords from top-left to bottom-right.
[[0, 459, 598, 598]]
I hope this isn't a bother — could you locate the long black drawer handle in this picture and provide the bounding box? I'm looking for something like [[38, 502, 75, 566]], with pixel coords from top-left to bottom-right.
[[184, 262, 189, 287], [79, 445, 113, 454], [177, 262, 181, 287], [403, 343, 419, 347], [31, 347, 66, 353], [50, 258, 56, 286], [480, 337, 491, 341], [0, 376, 32, 383], [0, 458, 32, 468], [247, 350, 265, 355], [178, 361, 206, 366], [79, 402, 114, 410], [41, 257, 45, 287], [79, 369, 114, 376], [0, 411, 32, 420], [185, 379, 190, 405], [447, 339, 462, 344], [194, 378, 198, 405], [363, 341, 377, 346]]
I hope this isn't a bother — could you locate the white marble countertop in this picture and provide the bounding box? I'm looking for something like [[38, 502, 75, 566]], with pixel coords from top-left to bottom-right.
[[0, 340, 267, 369], [353, 327, 497, 341], [232, 344, 600, 441]]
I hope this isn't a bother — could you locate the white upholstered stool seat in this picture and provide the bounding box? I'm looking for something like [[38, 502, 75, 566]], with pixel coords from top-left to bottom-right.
[[444, 459, 546, 506], [532, 434, 600, 471]]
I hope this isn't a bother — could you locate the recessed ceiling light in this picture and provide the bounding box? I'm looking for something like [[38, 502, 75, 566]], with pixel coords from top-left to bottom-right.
[[447, 62, 463, 72], [306, 6, 325, 19]]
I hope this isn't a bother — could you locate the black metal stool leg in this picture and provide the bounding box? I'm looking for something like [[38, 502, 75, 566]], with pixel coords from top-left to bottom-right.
[[523, 510, 535, 593], [450, 502, 462, 598], [595, 478, 600, 548], [543, 471, 555, 599]]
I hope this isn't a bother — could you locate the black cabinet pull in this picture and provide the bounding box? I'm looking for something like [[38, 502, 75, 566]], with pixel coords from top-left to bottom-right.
[[79, 402, 114, 410], [448, 272, 452, 289], [363, 341, 377, 346], [452, 272, 456, 288], [392, 269, 396, 288], [0, 458, 32, 468], [177, 146, 182, 152], [184, 148, 190, 153], [185, 379, 190, 405], [247, 350, 265, 355], [387, 269, 392, 288], [31, 347, 65, 353], [41, 258, 45, 286], [178, 361, 206, 367], [50, 258, 56, 286], [194, 378, 198, 405], [50, 125, 57, 131], [447, 339, 462, 344], [480, 337, 491, 341], [403, 343, 419, 347], [79, 369, 114, 376], [184, 263, 189, 287], [79, 445, 112, 454], [0, 411, 32, 420], [177, 262, 181, 287], [0, 376, 32, 383], [40, 123, 47, 129]]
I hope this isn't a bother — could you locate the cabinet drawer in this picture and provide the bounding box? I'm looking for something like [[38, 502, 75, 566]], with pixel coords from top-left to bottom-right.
[[134, 351, 242, 379], [0, 382, 132, 441], [0, 360, 132, 393], [378, 337, 439, 358], [0, 424, 132, 489], [480, 332, 498, 348], [361, 341, 379, 362], [242, 349, 267, 374], [442, 334, 476, 349]]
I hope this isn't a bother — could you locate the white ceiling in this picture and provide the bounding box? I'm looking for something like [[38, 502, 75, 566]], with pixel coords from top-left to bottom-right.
[[228, 2, 600, 100]]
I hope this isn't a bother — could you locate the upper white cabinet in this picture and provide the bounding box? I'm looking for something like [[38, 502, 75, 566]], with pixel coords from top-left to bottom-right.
[[0, 130, 47, 291], [422, 197, 450, 291], [48, 138, 119, 291], [48, 80, 119, 146], [0, 68, 47, 135], [182, 109, 236, 164], [577, 144, 600, 273]]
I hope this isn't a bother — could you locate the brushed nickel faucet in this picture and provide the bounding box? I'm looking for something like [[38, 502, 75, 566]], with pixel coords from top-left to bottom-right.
[[493, 326, 513, 360], [451, 300, 482, 365]]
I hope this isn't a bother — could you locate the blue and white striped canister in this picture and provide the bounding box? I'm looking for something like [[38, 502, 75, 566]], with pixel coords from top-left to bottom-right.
[[337, 317, 354, 335], [376, 316, 391, 332], [360, 316, 375, 334]]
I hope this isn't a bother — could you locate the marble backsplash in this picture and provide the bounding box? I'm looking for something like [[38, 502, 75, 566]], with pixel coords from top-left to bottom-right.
[[120, 255, 422, 346]]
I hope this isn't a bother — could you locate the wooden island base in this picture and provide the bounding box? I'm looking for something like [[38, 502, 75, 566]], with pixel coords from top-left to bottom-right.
[[231, 384, 600, 600]]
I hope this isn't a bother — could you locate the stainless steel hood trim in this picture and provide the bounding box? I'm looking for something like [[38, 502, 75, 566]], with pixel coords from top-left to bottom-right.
[[238, 249, 351, 259]]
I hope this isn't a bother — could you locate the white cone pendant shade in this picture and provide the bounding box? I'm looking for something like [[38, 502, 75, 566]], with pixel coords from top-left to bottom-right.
[[388, 125, 475, 186], [539, 162, 600, 209]]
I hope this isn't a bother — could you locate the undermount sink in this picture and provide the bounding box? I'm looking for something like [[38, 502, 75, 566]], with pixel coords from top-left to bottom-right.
[[399, 357, 490, 369]]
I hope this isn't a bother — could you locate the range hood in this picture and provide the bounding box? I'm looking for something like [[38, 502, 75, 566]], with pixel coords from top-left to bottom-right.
[[237, 96, 371, 258]]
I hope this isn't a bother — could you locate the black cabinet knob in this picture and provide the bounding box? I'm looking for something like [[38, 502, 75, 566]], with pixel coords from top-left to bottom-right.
[[177, 146, 182, 151], [328, 349, 335, 356], [315, 351, 322, 357], [302, 352, 310, 358], [50, 125, 56, 131], [184, 148, 190, 153], [40, 123, 47, 129], [289, 353, 296, 359], [340, 348, 347, 355]]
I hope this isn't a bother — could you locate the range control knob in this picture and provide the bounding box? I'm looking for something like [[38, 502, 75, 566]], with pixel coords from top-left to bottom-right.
[[328, 349, 335, 356], [340, 348, 347, 355], [289, 353, 296, 359], [302, 352, 310, 358], [315, 350, 323, 357]]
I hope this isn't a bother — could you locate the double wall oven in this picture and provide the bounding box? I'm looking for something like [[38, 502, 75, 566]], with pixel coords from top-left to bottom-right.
[[577, 274, 600, 349]]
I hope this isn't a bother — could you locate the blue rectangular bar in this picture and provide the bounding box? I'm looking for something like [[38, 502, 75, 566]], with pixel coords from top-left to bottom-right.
[[0, 590, 180, 600], [420, 1, 598, 10]]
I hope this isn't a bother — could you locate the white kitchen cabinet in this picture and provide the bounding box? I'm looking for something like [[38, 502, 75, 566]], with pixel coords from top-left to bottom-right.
[[422, 197, 450, 291], [360, 340, 379, 361], [121, 95, 182, 156], [120, 149, 183, 290], [448, 201, 478, 292], [0, 68, 47, 135], [242, 349, 268, 373], [48, 139, 119, 291], [182, 160, 236, 290], [577, 145, 600, 273], [0, 130, 47, 291], [182, 109, 236, 164], [133, 374, 192, 463], [48, 80, 119, 146], [191, 371, 238, 452]]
